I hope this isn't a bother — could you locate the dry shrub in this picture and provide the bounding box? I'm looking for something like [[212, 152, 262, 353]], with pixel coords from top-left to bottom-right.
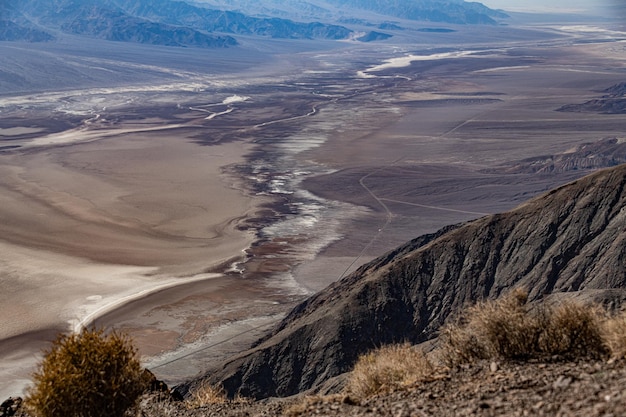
[[25, 328, 148, 417], [539, 301, 606, 358], [440, 289, 541, 365], [440, 290, 608, 366], [602, 310, 626, 359], [345, 343, 434, 400], [185, 381, 228, 408]]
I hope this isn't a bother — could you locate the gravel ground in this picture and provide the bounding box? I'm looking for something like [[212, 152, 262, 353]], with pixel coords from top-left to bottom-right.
[[126, 359, 626, 417]]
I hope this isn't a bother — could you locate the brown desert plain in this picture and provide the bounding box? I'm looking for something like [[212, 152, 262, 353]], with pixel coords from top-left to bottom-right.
[[1, 20, 626, 398]]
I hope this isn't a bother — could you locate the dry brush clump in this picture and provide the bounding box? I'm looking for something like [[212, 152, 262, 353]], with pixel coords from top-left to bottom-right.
[[539, 301, 606, 358], [440, 289, 541, 364], [185, 381, 228, 409], [25, 328, 149, 417], [345, 343, 435, 401], [341, 290, 626, 403], [603, 310, 626, 360], [440, 290, 609, 366]]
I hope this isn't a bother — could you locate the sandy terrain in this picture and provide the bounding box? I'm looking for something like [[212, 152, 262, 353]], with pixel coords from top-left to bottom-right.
[[0, 121, 264, 398]]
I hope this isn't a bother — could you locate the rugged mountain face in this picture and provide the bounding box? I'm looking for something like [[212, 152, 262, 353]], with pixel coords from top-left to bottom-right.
[[189, 164, 626, 399], [323, 0, 508, 24], [3, 0, 507, 45], [558, 82, 626, 114], [113, 0, 352, 39], [195, 0, 508, 25], [488, 137, 626, 174], [5, 0, 352, 46], [14, 0, 238, 47], [0, 3, 54, 42], [0, 20, 54, 42]]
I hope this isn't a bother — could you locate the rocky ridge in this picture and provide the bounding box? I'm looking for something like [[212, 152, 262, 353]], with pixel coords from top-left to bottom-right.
[[488, 137, 626, 174], [7, 0, 352, 47], [3, 0, 509, 46], [186, 163, 626, 399], [558, 82, 626, 114]]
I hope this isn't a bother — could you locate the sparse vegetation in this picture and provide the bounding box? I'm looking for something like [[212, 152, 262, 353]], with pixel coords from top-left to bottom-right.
[[440, 289, 541, 364], [339, 291, 625, 404], [25, 328, 148, 417], [185, 381, 228, 409], [539, 301, 606, 358], [16, 293, 626, 417], [603, 311, 626, 360], [440, 290, 607, 366], [345, 343, 435, 400]]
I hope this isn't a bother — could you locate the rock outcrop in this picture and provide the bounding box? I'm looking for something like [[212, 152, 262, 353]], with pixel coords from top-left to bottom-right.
[[0, 397, 22, 417], [558, 82, 626, 114], [188, 164, 626, 399], [487, 137, 626, 174]]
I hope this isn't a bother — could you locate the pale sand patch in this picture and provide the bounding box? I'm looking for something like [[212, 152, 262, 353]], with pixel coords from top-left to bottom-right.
[[0, 127, 45, 136], [0, 126, 262, 398], [0, 130, 259, 269]]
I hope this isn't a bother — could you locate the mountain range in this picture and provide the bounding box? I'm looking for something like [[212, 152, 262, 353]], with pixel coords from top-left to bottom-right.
[[183, 163, 626, 399], [194, 0, 508, 25], [1, 0, 507, 47]]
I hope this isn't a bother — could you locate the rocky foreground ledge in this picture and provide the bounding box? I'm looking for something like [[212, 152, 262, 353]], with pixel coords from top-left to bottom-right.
[[136, 359, 626, 416], [6, 359, 625, 416]]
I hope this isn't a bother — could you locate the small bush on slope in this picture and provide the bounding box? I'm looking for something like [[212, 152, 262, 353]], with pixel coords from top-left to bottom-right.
[[345, 343, 435, 400], [540, 301, 606, 358], [440, 289, 542, 364], [185, 381, 228, 409], [25, 328, 148, 417], [603, 310, 626, 360], [440, 290, 608, 366]]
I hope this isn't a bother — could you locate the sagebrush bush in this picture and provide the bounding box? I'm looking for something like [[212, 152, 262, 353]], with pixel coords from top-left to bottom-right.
[[602, 310, 626, 359], [25, 328, 148, 417], [346, 343, 434, 400], [185, 381, 228, 408], [440, 290, 608, 366], [539, 301, 606, 358], [440, 289, 542, 365]]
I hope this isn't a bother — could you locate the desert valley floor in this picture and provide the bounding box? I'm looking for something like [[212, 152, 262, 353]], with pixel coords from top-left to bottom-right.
[[1, 19, 625, 398]]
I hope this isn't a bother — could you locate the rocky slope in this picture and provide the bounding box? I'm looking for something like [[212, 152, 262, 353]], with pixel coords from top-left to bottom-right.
[[196, 0, 508, 25], [321, 0, 508, 24], [3, 0, 509, 46], [8, 358, 625, 416], [7, 0, 352, 47], [186, 163, 626, 399], [0, 3, 54, 42], [136, 360, 626, 417], [487, 137, 626, 174], [558, 82, 626, 114]]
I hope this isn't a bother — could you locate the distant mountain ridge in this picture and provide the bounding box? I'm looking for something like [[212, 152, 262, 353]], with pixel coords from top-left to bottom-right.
[[559, 82, 626, 115], [194, 0, 508, 25], [186, 163, 626, 399], [323, 0, 507, 24], [4, 0, 352, 47], [0, 3, 54, 42], [2, 0, 507, 46]]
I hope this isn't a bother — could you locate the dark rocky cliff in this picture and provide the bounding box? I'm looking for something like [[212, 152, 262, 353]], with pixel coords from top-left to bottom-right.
[[188, 164, 626, 399]]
